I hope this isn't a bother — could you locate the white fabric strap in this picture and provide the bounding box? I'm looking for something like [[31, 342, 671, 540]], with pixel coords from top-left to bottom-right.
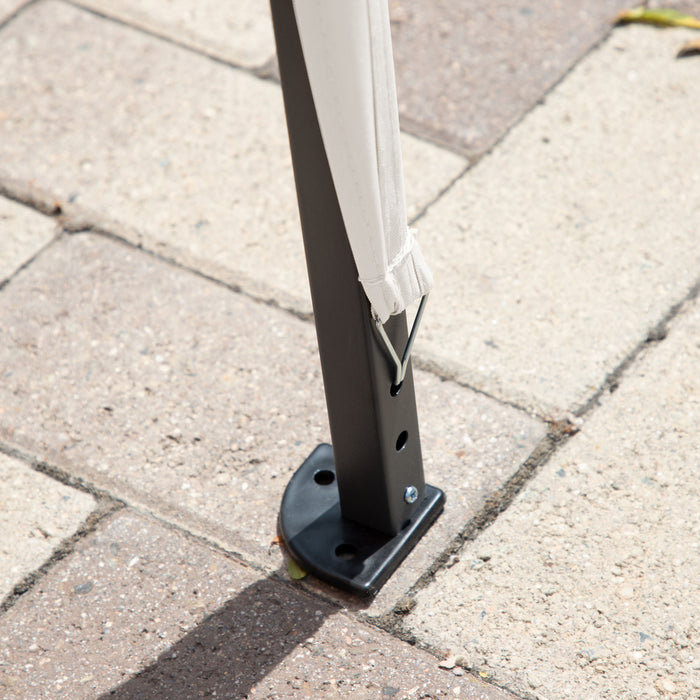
[[292, 0, 433, 323]]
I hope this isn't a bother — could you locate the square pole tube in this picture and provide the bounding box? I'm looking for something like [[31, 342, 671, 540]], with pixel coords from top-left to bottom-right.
[[271, 0, 444, 595]]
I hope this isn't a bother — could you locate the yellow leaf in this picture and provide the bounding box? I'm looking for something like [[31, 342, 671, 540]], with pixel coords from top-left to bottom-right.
[[677, 38, 700, 57], [287, 558, 307, 580], [616, 7, 700, 29]]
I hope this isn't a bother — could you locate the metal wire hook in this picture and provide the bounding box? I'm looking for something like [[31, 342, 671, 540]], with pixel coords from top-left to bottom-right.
[[373, 293, 429, 387]]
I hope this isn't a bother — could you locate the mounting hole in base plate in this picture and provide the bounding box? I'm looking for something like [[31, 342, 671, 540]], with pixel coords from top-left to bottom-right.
[[313, 469, 335, 486], [335, 543, 358, 561]]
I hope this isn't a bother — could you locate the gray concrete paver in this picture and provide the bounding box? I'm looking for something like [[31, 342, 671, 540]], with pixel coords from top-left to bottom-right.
[[76, 0, 276, 68], [0, 453, 95, 600], [390, 0, 631, 156], [0, 233, 545, 613], [0, 196, 55, 284], [406, 294, 700, 699], [0, 0, 466, 316], [0, 509, 519, 700], [416, 24, 700, 415]]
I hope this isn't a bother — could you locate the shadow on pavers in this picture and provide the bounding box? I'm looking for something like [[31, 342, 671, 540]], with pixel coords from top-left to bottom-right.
[[98, 574, 340, 699]]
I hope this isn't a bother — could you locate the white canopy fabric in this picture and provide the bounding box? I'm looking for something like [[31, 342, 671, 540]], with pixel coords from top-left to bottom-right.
[[292, 0, 433, 323]]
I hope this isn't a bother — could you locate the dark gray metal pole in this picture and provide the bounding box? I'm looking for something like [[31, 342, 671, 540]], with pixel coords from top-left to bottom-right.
[[272, 0, 444, 594]]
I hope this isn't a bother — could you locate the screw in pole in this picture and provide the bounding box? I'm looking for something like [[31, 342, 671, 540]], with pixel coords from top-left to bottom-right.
[[404, 486, 419, 504]]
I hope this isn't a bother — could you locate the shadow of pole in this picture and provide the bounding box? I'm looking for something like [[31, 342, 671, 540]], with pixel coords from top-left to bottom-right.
[[97, 573, 337, 699]]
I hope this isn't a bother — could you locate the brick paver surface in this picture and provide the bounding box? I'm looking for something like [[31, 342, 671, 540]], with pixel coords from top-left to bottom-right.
[[0, 510, 518, 700], [1, 0, 699, 698], [0, 233, 544, 616]]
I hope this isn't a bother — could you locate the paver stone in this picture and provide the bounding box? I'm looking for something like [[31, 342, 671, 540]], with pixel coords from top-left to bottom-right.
[[407, 294, 700, 699]]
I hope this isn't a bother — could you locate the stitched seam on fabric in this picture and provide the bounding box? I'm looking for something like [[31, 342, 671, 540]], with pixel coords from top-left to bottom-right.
[[359, 227, 416, 286]]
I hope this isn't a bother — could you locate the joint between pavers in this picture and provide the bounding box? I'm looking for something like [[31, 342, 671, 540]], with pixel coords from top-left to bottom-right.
[[365, 433, 565, 640], [0, 441, 128, 505], [0, 441, 288, 617], [408, 161, 471, 228], [0, 0, 40, 31], [0, 229, 61, 293], [0, 444, 303, 587], [367, 610, 530, 700], [82, 504, 352, 619], [251, 55, 282, 84], [71, 225, 316, 323], [575, 275, 700, 419], [0, 498, 123, 616], [0, 173, 64, 219], [66, 0, 272, 78], [0, 169, 318, 324], [399, 114, 477, 161], [403, 18, 621, 162], [414, 277, 700, 429], [0, 167, 316, 326], [124, 502, 274, 577], [412, 354, 544, 422]]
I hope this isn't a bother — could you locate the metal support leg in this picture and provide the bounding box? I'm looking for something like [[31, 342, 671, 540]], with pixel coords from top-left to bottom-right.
[[271, 0, 444, 595]]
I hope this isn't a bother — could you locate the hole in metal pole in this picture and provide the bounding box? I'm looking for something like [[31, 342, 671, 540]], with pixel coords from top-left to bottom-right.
[[313, 469, 335, 486], [396, 430, 408, 451], [390, 382, 402, 397], [335, 543, 358, 561]]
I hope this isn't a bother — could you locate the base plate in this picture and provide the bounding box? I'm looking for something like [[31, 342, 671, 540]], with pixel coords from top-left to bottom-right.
[[279, 444, 445, 595]]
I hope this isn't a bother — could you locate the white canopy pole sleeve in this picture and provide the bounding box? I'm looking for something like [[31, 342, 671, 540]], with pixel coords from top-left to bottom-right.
[[291, 0, 433, 323]]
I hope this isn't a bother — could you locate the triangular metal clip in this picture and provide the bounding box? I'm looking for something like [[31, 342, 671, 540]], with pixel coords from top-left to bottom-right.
[[373, 294, 429, 388]]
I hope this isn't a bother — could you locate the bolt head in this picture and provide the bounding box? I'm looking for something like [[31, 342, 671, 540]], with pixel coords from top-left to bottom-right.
[[404, 485, 419, 504]]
